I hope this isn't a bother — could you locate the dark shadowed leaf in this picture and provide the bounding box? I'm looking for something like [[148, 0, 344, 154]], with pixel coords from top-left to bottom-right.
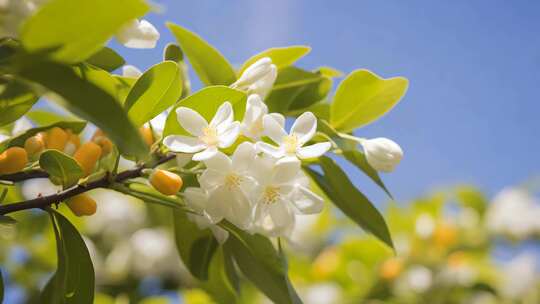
[[86, 47, 125, 72], [200, 248, 239, 304], [0, 79, 38, 127]]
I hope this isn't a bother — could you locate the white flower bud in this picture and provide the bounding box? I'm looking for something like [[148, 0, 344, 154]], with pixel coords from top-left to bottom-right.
[[115, 19, 160, 49], [232, 57, 274, 89], [360, 137, 403, 172], [248, 63, 277, 99], [122, 65, 142, 78]]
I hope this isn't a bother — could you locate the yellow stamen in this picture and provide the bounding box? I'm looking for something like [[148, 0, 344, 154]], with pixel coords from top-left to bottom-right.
[[200, 127, 219, 146], [225, 173, 242, 190], [282, 134, 298, 154], [263, 186, 280, 204]]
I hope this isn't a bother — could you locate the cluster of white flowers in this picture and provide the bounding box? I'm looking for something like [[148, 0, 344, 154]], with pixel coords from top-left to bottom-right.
[[162, 57, 333, 240], [0, 0, 159, 49], [485, 187, 540, 240]]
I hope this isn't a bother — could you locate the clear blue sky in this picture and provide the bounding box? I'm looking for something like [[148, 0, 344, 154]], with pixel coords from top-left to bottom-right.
[[113, 0, 540, 203]]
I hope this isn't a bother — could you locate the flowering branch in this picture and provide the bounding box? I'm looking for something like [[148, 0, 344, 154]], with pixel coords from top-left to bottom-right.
[[0, 169, 50, 183], [0, 153, 176, 215]]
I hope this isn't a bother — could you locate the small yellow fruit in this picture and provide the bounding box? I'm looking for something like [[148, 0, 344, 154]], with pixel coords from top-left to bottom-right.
[[380, 258, 404, 280], [0, 147, 28, 174], [73, 142, 102, 176], [150, 169, 183, 196], [139, 126, 154, 147], [91, 130, 113, 157], [24, 134, 46, 156], [46, 127, 68, 151], [434, 222, 457, 248], [66, 194, 97, 216]]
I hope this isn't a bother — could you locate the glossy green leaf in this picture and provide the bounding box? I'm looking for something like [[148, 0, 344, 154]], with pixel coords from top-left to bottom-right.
[[39, 150, 83, 188], [266, 67, 328, 113], [223, 223, 303, 304], [306, 157, 394, 249], [0, 80, 38, 127], [330, 69, 408, 132], [86, 47, 125, 72], [317, 120, 392, 198], [125, 61, 183, 126], [41, 209, 95, 304], [200, 248, 239, 304], [10, 56, 148, 158], [239, 46, 311, 74], [21, 0, 149, 63], [0, 120, 86, 153], [173, 209, 218, 280], [167, 23, 236, 86], [75, 64, 134, 104], [163, 43, 183, 62], [26, 110, 77, 126], [163, 86, 247, 137]]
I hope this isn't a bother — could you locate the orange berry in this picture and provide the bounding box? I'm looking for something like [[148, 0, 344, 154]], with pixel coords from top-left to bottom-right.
[[46, 127, 68, 151], [91, 129, 113, 157], [380, 258, 404, 280], [0, 147, 28, 174], [139, 126, 154, 146], [434, 223, 458, 248], [73, 142, 102, 176], [150, 169, 183, 195], [66, 194, 97, 216], [24, 134, 45, 156]]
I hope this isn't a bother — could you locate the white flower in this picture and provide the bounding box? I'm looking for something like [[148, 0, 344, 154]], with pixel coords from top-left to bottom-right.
[[183, 187, 229, 244], [115, 19, 160, 49], [404, 265, 432, 293], [231, 57, 277, 99], [122, 65, 142, 78], [500, 253, 537, 299], [250, 156, 323, 237], [163, 102, 240, 161], [415, 213, 435, 239], [0, 0, 35, 38], [241, 94, 284, 140], [360, 137, 403, 172], [197, 142, 257, 229], [257, 111, 331, 160]]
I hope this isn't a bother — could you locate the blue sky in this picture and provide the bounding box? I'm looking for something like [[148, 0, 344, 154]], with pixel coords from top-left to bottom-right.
[[113, 0, 540, 203]]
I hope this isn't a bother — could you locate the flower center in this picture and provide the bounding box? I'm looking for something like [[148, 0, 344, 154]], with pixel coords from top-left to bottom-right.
[[224, 173, 242, 190], [249, 118, 264, 137], [200, 127, 219, 146], [262, 186, 280, 204], [282, 134, 298, 154]]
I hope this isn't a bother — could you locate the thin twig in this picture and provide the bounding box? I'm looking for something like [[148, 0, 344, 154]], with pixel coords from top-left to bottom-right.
[[0, 153, 176, 215]]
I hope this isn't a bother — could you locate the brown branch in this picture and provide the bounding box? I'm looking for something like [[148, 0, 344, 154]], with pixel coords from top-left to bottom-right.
[[0, 153, 176, 215], [0, 169, 50, 183]]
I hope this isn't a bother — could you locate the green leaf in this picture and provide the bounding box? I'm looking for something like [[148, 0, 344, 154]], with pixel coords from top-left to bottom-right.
[[39, 150, 83, 188], [167, 23, 236, 86], [173, 209, 218, 280], [10, 56, 148, 158], [200, 248, 239, 304], [239, 46, 311, 74], [125, 61, 183, 126], [75, 64, 134, 104], [0, 79, 38, 127], [21, 0, 149, 63], [41, 209, 95, 304], [0, 215, 16, 225], [26, 110, 78, 126], [305, 157, 394, 249], [223, 223, 302, 304], [317, 120, 392, 198], [265, 67, 328, 113], [86, 47, 125, 72], [0, 120, 86, 153], [163, 43, 183, 62], [0, 268, 3, 304], [163, 86, 247, 137], [330, 69, 408, 132]]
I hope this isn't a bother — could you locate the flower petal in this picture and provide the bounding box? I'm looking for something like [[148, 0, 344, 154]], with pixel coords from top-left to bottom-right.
[[296, 142, 331, 159], [203, 151, 232, 172], [116, 19, 160, 49], [163, 135, 205, 153], [290, 111, 317, 144], [210, 101, 233, 127], [263, 114, 287, 144], [272, 157, 301, 184], [176, 107, 208, 136], [256, 142, 284, 159], [243, 94, 266, 125], [210, 226, 229, 244], [231, 142, 256, 172], [193, 147, 218, 161], [183, 187, 208, 213], [122, 65, 142, 78], [199, 169, 225, 191], [292, 186, 324, 214], [218, 121, 240, 148], [269, 113, 285, 128]]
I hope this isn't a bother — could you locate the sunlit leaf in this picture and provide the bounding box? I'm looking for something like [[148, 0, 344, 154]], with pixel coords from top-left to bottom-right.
[[330, 69, 408, 132], [21, 0, 149, 63], [125, 61, 183, 126], [239, 46, 311, 74], [39, 150, 83, 188], [167, 23, 236, 86]]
